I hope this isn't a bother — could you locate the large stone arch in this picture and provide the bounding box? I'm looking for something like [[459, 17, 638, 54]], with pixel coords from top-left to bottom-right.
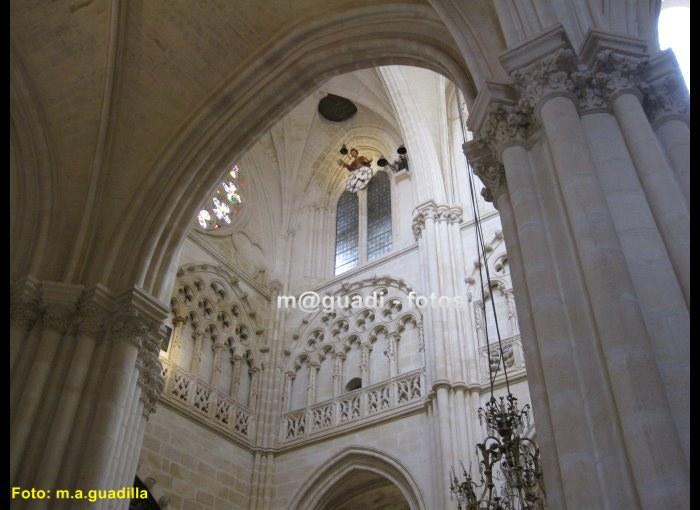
[[289, 446, 426, 510], [93, 3, 483, 301], [10, 49, 56, 281]]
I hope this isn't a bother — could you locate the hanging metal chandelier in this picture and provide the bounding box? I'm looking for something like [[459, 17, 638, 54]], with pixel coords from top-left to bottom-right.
[[449, 393, 545, 510], [450, 92, 546, 510]]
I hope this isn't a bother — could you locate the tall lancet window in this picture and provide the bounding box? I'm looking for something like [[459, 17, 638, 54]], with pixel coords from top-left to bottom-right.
[[366, 171, 392, 260], [334, 191, 359, 275]]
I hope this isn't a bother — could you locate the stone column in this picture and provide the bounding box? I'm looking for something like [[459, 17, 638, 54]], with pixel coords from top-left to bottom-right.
[[307, 361, 319, 406], [10, 282, 82, 484], [589, 50, 690, 305], [332, 353, 345, 397], [644, 51, 690, 205], [32, 288, 110, 493], [210, 341, 226, 389], [386, 332, 399, 377], [230, 354, 243, 399], [167, 316, 186, 364], [248, 366, 260, 412], [189, 329, 204, 376], [412, 203, 466, 509], [282, 371, 295, 413], [359, 343, 371, 387], [464, 27, 689, 508], [412, 204, 449, 383]]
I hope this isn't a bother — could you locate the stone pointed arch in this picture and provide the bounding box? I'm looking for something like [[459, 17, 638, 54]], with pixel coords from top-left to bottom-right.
[[289, 446, 426, 510], [98, 4, 480, 300]]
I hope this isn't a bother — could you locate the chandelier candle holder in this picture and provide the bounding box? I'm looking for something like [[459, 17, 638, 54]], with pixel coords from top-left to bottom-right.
[[449, 91, 546, 510]]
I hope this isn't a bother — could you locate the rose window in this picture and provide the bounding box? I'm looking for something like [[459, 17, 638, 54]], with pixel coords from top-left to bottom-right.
[[196, 164, 244, 231]]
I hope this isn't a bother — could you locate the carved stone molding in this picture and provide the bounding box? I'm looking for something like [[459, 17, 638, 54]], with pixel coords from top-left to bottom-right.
[[10, 297, 40, 332], [511, 48, 578, 114], [508, 36, 652, 117], [411, 212, 425, 241], [569, 49, 650, 112], [112, 311, 160, 347], [644, 73, 690, 127], [476, 102, 534, 154], [463, 140, 507, 205], [42, 303, 77, 335], [75, 302, 110, 338], [412, 202, 465, 239], [138, 334, 165, 418]]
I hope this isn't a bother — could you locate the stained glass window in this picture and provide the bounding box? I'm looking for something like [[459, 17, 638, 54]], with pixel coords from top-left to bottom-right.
[[196, 164, 244, 231], [366, 171, 392, 260], [334, 191, 359, 275]]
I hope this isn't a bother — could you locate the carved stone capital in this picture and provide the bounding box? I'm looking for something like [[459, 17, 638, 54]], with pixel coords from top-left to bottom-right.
[[476, 102, 535, 153], [42, 303, 76, 335], [464, 140, 507, 204], [643, 73, 690, 127], [511, 48, 578, 115], [582, 49, 649, 109], [446, 206, 463, 225], [75, 302, 110, 338], [112, 311, 159, 348], [411, 212, 426, 241], [411, 203, 435, 240], [10, 296, 40, 332]]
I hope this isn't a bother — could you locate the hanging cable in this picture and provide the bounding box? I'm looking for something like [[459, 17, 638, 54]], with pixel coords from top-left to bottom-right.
[[455, 91, 511, 396]]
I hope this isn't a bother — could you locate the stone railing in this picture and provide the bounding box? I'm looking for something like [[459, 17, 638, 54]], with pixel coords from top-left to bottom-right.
[[477, 335, 525, 384], [281, 368, 425, 443], [159, 358, 253, 440]]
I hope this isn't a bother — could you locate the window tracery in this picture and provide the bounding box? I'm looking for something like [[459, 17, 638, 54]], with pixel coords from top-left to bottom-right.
[[160, 264, 264, 440], [334, 191, 359, 275], [196, 164, 244, 231], [282, 276, 425, 442], [366, 171, 392, 260], [333, 171, 393, 276]]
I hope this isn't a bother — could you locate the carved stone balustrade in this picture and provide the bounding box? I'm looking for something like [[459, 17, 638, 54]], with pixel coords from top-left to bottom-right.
[[281, 368, 425, 444], [159, 357, 253, 442]]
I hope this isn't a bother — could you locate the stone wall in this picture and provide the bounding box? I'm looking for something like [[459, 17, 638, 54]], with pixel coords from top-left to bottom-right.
[[270, 411, 433, 509], [137, 404, 254, 510]]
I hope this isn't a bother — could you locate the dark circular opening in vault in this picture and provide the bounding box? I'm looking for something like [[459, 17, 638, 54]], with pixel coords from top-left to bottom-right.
[[318, 94, 358, 122]]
